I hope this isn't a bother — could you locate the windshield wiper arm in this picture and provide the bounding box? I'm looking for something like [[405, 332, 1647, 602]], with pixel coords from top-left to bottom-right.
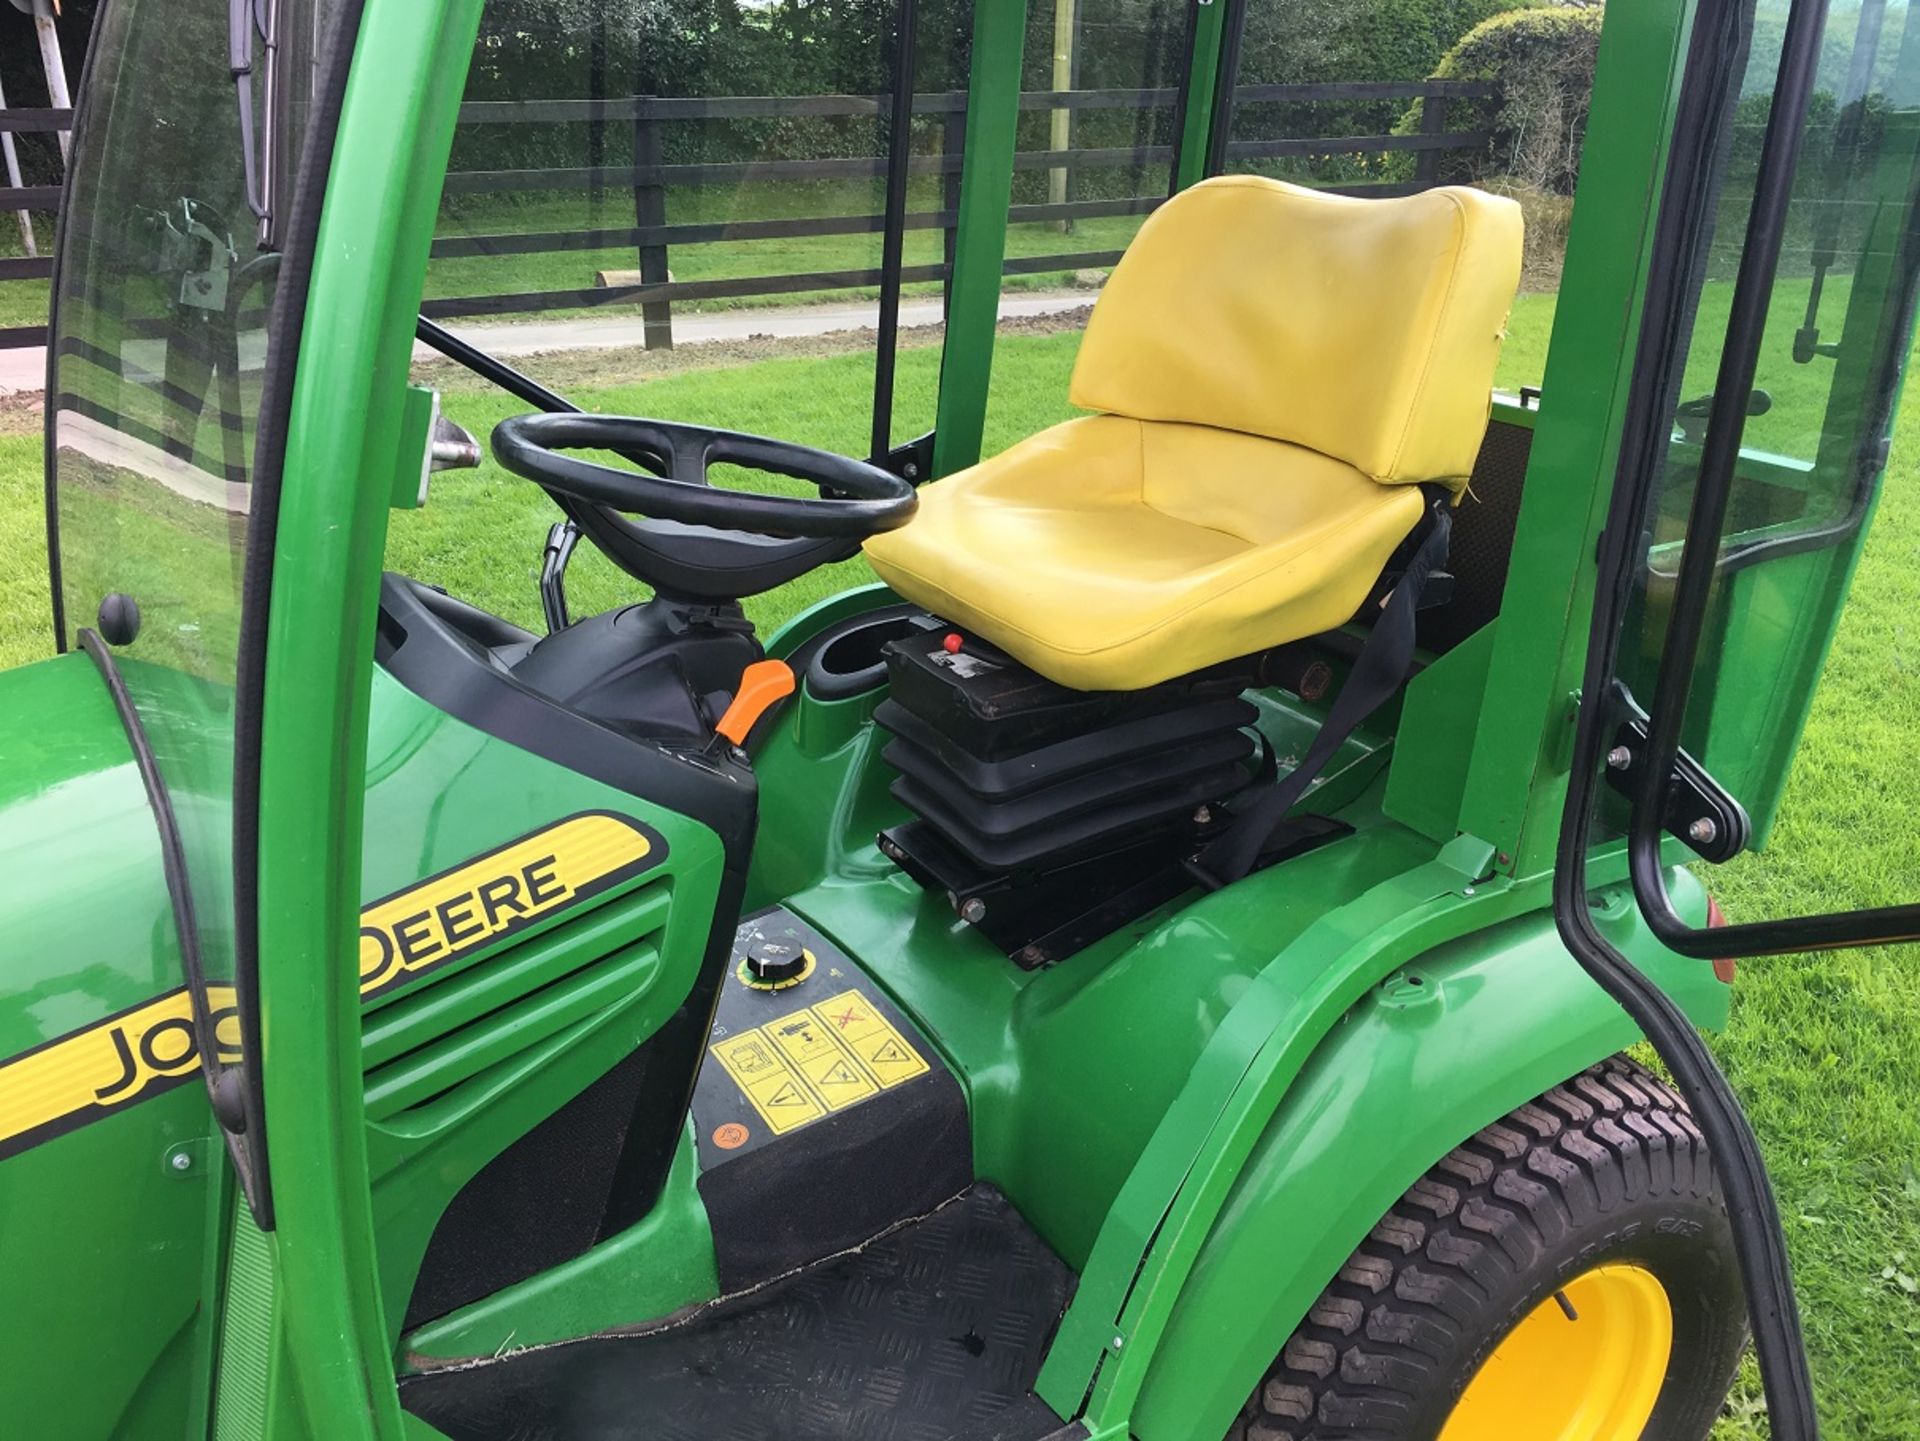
[[229, 0, 280, 245]]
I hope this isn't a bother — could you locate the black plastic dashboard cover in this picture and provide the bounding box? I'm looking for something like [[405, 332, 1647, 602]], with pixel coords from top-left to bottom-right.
[[689, 906, 972, 1289]]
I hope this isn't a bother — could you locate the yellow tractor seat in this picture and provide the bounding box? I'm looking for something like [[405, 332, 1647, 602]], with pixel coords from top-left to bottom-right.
[[864, 175, 1524, 692]]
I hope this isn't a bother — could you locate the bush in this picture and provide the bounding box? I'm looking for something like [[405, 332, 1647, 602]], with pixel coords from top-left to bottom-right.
[[1478, 175, 1574, 288], [1214, 0, 1555, 189], [1403, 6, 1604, 197]]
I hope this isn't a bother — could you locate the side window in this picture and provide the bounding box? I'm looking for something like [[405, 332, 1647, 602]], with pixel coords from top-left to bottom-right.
[[979, 0, 1196, 452]]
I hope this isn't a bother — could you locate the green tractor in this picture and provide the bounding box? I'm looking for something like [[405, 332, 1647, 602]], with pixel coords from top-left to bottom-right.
[[2, 0, 1913, 1436]]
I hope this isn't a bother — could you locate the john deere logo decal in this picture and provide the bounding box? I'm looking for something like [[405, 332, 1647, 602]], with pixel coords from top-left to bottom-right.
[[0, 811, 665, 1161], [0, 986, 241, 1162], [358, 811, 664, 1001]]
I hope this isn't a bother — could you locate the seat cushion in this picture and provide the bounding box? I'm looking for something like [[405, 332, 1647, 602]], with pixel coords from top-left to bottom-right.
[[1069, 176, 1523, 491], [863, 415, 1426, 691]]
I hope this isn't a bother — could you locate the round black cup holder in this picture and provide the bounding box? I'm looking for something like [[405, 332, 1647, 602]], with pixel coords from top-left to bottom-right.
[[803, 611, 917, 701]]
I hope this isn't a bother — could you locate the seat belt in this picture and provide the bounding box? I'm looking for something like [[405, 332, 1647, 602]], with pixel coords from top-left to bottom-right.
[[1189, 494, 1454, 889]]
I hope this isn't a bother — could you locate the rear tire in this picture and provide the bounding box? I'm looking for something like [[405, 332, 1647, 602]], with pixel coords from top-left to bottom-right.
[[1226, 1056, 1748, 1441]]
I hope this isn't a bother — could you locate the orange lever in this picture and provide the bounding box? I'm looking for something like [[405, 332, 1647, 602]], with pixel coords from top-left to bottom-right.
[[716, 659, 796, 746]]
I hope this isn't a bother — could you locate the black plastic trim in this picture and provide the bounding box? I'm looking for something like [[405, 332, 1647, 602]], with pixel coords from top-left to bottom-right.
[[800, 608, 920, 702]]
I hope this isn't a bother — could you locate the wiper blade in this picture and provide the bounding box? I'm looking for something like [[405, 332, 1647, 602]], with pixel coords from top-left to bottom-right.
[[229, 0, 279, 244]]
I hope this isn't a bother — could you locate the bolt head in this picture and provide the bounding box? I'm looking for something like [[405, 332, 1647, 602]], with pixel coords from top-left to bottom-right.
[[169, 1151, 192, 1172], [959, 897, 988, 924], [1606, 745, 1633, 771], [1192, 805, 1213, 825], [1688, 817, 1719, 846]]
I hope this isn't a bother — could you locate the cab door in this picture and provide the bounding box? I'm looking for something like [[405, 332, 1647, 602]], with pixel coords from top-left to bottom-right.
[[1556, 1, 1920, 1434]]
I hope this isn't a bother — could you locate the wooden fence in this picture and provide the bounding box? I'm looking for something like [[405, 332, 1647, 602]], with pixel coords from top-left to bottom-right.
[[0, 102, 67, 348], [423, 78, 1495, 347], [0, 77, 1494, 350]]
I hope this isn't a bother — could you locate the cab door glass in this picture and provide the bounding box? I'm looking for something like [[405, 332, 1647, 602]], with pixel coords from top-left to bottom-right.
[[1609, 0, 1920, 932], [47, 0, 344, 988]]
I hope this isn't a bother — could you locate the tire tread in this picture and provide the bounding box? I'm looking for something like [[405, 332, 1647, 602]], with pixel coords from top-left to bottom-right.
[[1224, 1055, 1724, 1441]]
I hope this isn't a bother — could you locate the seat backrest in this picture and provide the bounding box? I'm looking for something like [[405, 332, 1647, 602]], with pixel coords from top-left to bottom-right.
[[1069, 176, 1523, 492]]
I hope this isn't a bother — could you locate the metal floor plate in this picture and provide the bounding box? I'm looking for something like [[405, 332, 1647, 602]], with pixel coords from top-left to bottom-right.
[[401, 1184, 1077, 1441]]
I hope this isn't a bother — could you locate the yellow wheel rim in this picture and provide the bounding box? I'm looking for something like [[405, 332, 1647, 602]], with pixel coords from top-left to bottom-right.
[[1438, 1264, 1674, 1441]]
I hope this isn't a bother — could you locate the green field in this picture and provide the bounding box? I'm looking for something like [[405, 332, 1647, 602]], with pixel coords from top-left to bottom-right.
[[2, 297, 1917, 1437]]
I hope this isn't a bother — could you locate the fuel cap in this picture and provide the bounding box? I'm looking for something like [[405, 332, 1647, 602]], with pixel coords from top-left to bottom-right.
[[738, 939, 815, 991]]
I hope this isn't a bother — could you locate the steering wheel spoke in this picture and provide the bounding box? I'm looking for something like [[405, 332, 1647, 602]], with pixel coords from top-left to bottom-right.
[[662, 426, 709, 489]]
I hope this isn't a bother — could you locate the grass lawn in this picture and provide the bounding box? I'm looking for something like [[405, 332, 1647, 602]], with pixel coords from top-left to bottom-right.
[[0, 299, 1916, 1436]]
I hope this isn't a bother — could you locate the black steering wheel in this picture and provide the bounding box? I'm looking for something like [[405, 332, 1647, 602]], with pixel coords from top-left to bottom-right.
[[492, 414, 918, 601]]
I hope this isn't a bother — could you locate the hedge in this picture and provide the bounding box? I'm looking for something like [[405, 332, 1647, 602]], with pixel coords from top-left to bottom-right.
[[1400, 6, 1605, 196]]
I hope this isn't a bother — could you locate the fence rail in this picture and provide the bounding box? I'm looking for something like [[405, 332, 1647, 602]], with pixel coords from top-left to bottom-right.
[[425, 79, 1494, 336], [0, 103, 69, 309], [0, 81, 1495, 350]]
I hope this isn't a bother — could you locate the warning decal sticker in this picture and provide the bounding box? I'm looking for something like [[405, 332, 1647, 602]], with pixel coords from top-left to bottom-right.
[[708, 988, 930, 1140], [811, 991, 931, 1089]]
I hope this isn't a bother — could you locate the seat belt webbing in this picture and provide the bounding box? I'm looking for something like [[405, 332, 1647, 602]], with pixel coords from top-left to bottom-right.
[[1191, 497, 1454, 888]]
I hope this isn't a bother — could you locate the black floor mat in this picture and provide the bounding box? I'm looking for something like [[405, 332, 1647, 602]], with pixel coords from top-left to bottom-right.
[[401, 1185, 1077, 1441]]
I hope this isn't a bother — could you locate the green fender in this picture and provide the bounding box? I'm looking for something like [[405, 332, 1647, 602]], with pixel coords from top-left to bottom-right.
[[1129, 878, 1729, 1440]]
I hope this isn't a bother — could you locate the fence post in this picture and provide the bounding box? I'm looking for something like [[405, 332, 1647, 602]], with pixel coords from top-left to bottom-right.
[[30, 0, 70, 164], [631, 96, 673, 350], [942, 101, 965, 313], [0, 78, 36, 258], [1415, 88, 1448, 190]]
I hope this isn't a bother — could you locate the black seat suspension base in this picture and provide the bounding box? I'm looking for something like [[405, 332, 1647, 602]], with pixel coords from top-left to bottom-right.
[[873, 617, 1352, 966]]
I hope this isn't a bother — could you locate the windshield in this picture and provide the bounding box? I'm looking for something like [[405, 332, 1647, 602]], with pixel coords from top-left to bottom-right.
[[44, 0, 346, 1084]]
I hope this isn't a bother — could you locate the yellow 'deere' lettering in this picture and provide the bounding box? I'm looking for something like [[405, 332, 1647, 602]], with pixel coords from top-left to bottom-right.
[[0, 985, 240, 1150], [357, 813, 653, 996]]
